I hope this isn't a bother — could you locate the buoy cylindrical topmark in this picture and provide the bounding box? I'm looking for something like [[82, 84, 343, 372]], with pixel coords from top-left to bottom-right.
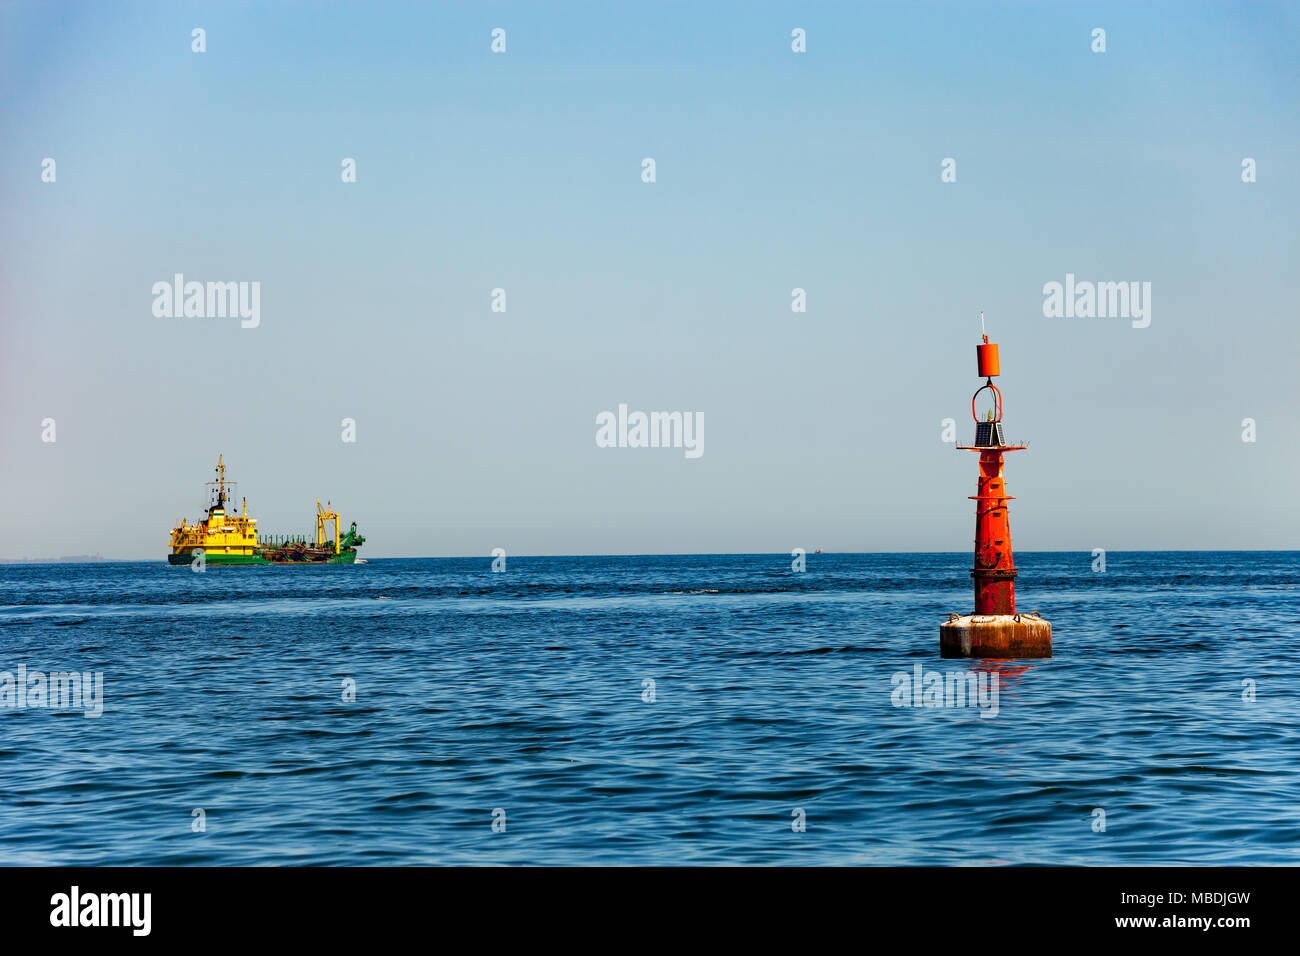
[[976, 341, 1000, 378]]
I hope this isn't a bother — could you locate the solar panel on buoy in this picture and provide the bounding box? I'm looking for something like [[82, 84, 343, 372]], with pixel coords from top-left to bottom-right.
[[974, 422, 1005, 447]]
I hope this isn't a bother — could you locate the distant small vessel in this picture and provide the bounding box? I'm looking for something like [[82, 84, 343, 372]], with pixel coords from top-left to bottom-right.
[[167, 456, 365, 565]]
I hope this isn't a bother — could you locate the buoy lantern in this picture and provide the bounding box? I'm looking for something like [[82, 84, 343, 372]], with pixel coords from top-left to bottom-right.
[[940, 317, 1053, 658]]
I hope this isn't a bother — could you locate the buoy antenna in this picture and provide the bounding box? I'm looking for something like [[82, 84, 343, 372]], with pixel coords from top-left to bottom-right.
[[979, 310, 988, 343]]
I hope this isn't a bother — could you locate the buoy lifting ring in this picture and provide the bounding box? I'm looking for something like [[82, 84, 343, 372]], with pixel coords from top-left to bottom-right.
[[972, 380, 1003, 423]]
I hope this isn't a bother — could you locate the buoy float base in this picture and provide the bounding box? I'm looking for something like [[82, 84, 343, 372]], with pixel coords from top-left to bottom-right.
[[940, 614, 1052, 659]]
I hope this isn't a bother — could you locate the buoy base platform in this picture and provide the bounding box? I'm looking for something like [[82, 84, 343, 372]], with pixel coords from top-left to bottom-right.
[[940, 613, 1052, 659]]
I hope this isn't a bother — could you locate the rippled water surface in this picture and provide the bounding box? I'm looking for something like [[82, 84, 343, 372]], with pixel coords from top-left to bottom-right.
[[1, 553, 1297, 865]]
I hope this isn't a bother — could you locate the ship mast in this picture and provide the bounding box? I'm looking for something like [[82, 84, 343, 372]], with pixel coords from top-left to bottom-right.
[[206, 454, 234, 513]]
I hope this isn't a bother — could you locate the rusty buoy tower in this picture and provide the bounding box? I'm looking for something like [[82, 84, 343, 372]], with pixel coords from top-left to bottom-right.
[[940, 314, 1052, 658]]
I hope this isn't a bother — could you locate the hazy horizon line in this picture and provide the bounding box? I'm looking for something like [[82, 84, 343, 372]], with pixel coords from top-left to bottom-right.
[[2, 548, 1296, 566]]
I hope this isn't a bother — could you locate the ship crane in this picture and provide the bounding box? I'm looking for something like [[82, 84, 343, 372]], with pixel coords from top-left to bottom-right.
[[316, 500, 341, 555]]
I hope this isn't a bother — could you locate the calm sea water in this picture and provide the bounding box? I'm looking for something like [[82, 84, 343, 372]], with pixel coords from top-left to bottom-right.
[[0, 552, 1297, 865]]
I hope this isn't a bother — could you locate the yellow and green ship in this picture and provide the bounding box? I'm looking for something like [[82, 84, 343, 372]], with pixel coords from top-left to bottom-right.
[[168, 456, 365, 565]]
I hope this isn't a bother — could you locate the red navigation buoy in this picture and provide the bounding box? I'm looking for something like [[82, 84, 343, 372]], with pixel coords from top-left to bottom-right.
[[940, 315, 1053, 658]]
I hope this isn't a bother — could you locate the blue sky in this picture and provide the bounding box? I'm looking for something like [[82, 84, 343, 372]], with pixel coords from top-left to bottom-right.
[[2, 1, 1297, 557]]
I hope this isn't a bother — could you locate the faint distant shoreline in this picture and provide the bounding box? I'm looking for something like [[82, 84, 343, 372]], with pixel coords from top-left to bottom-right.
[[0, 555, 117, 565]]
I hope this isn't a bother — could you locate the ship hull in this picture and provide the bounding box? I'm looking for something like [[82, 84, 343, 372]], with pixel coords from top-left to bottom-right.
[[167, 551, 358, 566]]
